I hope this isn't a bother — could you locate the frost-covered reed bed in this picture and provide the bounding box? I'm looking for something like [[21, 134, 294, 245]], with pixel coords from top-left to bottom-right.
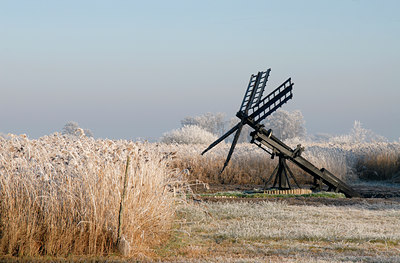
[[0, 134, 179, 257], [160, 143, 274, 185], [298, 140, 400, 182], [160, 139, 400, 185]]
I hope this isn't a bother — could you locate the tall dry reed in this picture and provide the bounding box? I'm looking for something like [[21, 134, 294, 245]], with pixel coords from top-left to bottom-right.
[[160, 143, 314, 186], [159, 140, 400, 185], [0, 134, 179, 257], [356, 151, 400, 181]]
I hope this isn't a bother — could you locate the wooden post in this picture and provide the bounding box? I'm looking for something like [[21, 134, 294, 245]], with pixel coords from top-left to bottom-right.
[[117, 156, 130, 243]]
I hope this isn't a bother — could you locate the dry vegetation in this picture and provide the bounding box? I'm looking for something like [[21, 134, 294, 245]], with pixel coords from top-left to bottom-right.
[[161, 143, 312, 186], [0, 134, 181, 258], [162, 140, 400, 185], [1, 133, 400, 261], [356, 151, 400, 181]]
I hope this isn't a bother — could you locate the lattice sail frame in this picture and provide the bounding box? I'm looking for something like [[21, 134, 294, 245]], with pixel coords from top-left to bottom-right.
[[247, 78, 293, 124], [239, 69, 271, 114], [237, 69, 293, 125]]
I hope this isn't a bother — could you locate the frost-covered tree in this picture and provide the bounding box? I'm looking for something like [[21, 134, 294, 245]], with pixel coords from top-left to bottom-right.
[[309, 133, 333, 143], [350, 121, 387, 143], [327, 121, 387, 144], [62, 121, 94, 137], [179, 110, 307, 143], [263, 110, 306, 140], [180, 112, 251, 143], [181, 112, 226, 136], [160, 125, 218, 144]]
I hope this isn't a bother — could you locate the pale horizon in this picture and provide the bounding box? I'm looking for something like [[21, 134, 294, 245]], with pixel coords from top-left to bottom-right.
[[1, 0, 399, 141]]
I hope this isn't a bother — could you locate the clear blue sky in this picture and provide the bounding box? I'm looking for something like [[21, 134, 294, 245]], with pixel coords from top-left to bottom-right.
[[1, 0, 399, 140]]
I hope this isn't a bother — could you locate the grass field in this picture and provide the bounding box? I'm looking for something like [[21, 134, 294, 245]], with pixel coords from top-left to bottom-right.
[[158, 200, 400, 262]]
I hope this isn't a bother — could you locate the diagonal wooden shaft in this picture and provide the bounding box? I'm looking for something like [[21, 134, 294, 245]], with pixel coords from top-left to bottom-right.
[[219, 122, 244, 174], [201, 123, 240, 155]]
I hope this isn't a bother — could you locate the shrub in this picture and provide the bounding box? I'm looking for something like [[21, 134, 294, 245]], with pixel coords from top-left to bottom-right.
[[62, 121, 94, 137], [160, 125, 218, 145]]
